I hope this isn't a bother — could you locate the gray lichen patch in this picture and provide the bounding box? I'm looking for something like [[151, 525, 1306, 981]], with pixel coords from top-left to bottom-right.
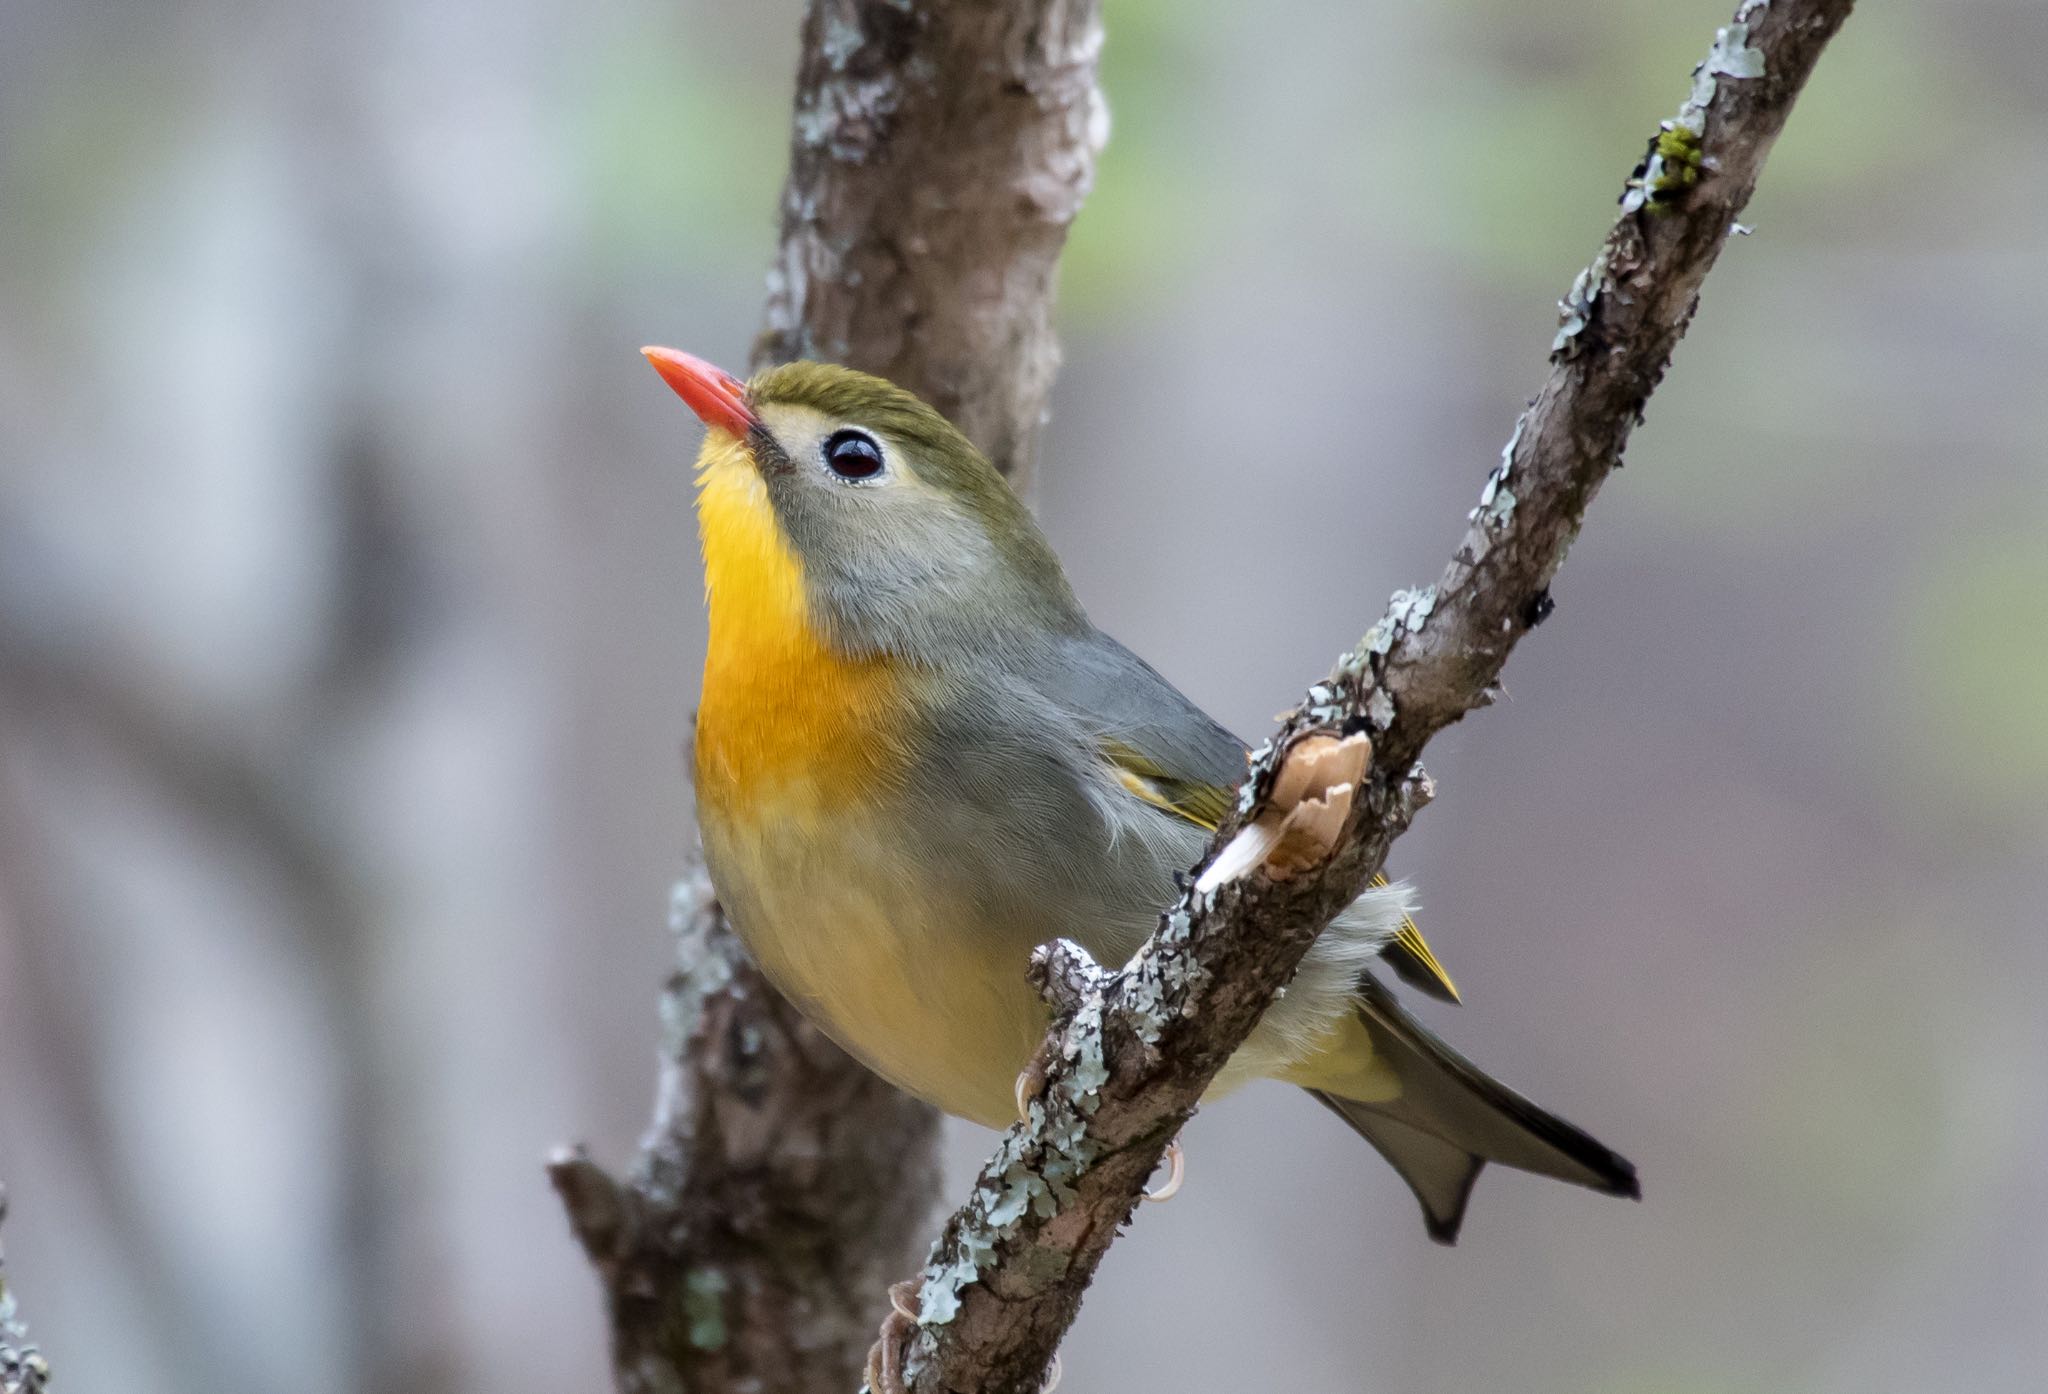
[[791, 75, 906, 161], [1485, 485, 1519, 527], [1371, 585, 1439, 658], [1470, 413, 1528, 543], [913, 985, 1113, 1330], [1122, 906, 1210, 1045], [1708, 17, 1768, 80], [1498, 410, 1526, 481], [1366, 686, 1397, 732], [661, 873, 735, 1048], [1234, 738, 1276, 816], [1329, 641, 1375, 686], [917, 1226, 996, 1326], [986, 1161, 1050, 1228], [819, 11, 864, 70], [1553, 250, 1610, 355], [1385, 586, 1438, 634]]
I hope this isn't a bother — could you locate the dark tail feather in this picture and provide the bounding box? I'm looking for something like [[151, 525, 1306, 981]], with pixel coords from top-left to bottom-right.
[[1311, 975, 1639, 1245]]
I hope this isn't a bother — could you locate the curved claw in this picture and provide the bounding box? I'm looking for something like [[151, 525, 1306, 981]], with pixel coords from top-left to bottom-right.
[[863, 1335, 904, 1394], [1014, 1058, 1047, 1121], [1142, 1139, 1185, 1203], [864, 1278, 922, 1394]]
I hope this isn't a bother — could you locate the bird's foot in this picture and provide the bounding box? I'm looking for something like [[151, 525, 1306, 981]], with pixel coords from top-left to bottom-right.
[[1143, 1138, 1185, 1203], [1014, 1058, 1047, 1120], [863, 1278, 922, 1394], [864, 1275, 1063, 1393]]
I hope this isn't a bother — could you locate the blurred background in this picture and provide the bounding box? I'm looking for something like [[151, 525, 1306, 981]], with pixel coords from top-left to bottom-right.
[[3, 0, 2045, 1390]]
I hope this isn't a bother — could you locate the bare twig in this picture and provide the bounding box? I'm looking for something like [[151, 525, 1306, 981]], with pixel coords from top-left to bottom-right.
[[0, 1185, 52, 1394], [892, 2, 1856, 1389], [555, 3, 1106, 1390]]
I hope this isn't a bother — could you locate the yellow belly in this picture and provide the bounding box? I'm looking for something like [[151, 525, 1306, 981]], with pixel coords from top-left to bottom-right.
[[702, 810, 1050, 1128]]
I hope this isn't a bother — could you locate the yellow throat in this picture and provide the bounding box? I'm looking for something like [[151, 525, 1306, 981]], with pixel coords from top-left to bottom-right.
[[692, 432, 909, 822]]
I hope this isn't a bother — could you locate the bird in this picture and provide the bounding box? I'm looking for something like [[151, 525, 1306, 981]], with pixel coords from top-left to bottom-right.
[[644, 346, 1638, 1244]]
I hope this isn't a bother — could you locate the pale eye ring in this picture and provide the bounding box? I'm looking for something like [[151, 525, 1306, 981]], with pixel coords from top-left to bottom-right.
[[822, 428, 885, 481]]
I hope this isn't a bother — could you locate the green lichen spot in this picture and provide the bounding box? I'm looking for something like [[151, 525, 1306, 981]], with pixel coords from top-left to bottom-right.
[[1625, 122, 1705, 214], [682, 1268, 730, 1351]]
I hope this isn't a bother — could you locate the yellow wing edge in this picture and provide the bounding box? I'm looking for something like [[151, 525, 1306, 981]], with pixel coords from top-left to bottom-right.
[[1373, 872, 1461, 1005]]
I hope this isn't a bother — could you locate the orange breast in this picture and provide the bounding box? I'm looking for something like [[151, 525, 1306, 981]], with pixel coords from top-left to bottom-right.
[[692, 436, 909, 823]]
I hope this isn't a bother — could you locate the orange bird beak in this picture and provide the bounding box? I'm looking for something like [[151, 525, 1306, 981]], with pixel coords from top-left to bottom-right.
[[642, 346, 758, 437]]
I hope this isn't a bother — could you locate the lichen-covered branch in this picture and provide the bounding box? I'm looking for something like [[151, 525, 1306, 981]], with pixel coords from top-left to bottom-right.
[[0, 1185, 53, 1394], [892, 3, 1854, 1389], [552, 3, 1106, 1391]]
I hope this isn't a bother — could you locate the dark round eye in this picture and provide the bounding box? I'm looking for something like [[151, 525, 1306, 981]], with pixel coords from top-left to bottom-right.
[[822, 428, 885, 481]]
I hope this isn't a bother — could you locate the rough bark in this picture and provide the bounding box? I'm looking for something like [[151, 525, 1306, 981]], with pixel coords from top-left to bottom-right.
[[551, 2, 1106, 1390], [551, 875, 940, 1394], [756, 0, 1108, 486], [0, 1185, 52, 1394], [890, 2, 1856, 1390]]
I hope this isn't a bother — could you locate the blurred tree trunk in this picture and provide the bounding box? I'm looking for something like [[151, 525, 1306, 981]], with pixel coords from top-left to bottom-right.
[[550, 2, 1107, 1390], [0, 4, 625, 1390]]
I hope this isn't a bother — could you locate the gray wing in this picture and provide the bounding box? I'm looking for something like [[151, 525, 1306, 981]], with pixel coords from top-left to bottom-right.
[[1032, 627, 1248, 803], [1031, 627, 1463, 1004], [881, 625, 1231, 965], [886, 625, 1241, 964]]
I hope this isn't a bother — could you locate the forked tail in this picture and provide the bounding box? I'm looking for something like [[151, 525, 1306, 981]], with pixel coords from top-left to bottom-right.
[[1310, 976, 1639, 1244]]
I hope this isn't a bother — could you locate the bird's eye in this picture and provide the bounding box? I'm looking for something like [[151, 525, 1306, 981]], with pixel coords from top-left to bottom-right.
[[822, 429, 886, 481]]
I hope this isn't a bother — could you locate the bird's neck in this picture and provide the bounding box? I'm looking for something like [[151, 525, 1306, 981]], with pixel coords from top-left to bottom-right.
[[693, 441, 908, 821]]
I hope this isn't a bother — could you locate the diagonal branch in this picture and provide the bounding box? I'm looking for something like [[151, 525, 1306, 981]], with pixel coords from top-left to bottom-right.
[[894, 2, 1855, 1389], [552, 4, 1107, 1391]]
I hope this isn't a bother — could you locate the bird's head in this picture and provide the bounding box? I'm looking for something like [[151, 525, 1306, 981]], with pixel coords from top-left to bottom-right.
[[644, 348, 1082, 662]]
